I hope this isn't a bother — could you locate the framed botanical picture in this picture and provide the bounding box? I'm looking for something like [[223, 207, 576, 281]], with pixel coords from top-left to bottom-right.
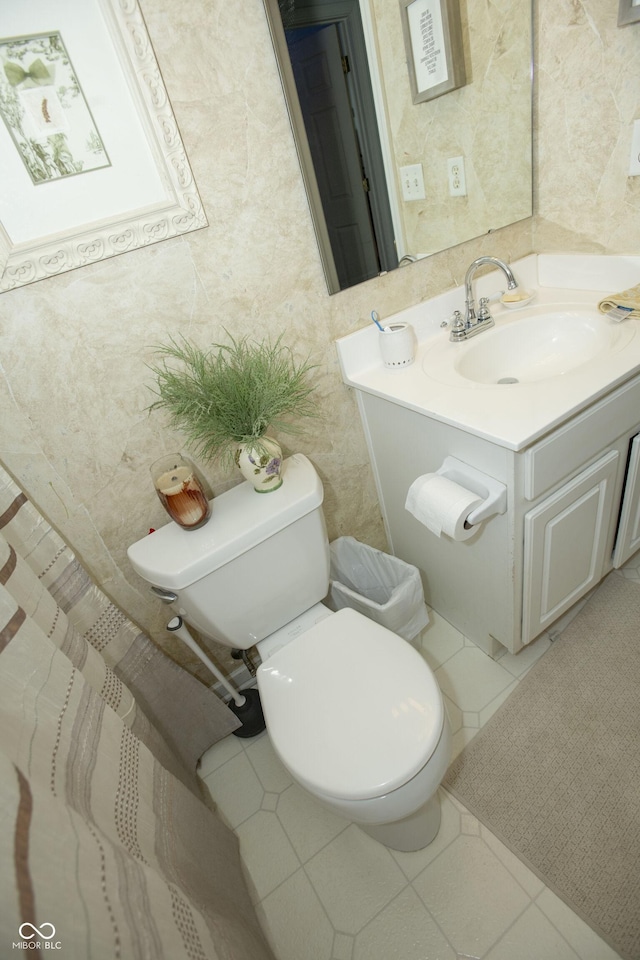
[[0, 32, 111, 185], [0, 0, 207, 293], [618, 0, 640, 26], [400, 0, 466, 104]]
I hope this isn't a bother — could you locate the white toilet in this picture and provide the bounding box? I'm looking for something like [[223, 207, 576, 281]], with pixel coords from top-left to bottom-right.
[[128, 454, 451, 852]]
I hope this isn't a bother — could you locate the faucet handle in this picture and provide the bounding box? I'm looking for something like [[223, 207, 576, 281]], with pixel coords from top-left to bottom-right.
[[477, 297, 492, 322], [448, 309, 467, 342]]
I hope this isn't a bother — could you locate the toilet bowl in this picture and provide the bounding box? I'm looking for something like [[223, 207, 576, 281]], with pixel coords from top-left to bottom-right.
[[128, 454, 451, 852], [256, 603, 451, 851]]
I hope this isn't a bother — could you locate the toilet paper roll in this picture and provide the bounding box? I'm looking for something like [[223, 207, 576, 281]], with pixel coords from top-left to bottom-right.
[[405, 474, 484, 541]]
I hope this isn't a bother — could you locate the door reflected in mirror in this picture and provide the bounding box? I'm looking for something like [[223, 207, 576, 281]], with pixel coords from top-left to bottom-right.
[[264, 0, 532, 294]]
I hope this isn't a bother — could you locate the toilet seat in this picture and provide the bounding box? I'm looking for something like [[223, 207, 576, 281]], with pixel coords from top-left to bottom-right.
[[257, 608, 444, 802]]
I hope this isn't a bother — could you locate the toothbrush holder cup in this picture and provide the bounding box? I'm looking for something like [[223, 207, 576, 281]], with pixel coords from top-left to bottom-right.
[[379, 322, 417, 368]]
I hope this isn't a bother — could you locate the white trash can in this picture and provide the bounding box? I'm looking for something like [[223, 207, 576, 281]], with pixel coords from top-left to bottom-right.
[[328, 537, 429, 642]]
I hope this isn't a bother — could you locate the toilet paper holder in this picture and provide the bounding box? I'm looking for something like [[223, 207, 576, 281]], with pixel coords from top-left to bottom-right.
[[435, 457, 507, 527]]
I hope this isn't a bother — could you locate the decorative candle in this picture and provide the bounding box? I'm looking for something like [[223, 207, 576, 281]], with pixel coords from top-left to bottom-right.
[[151, 454, 211, 529]]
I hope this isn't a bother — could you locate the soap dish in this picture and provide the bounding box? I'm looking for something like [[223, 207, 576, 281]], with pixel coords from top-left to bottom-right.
[[500, 290, 535, 309]]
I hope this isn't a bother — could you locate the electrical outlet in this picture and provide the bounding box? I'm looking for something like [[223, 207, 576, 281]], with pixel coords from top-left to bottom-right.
[[399, 163, 426, 201], [629, 120, 640, 176], [447, 156, 467, 196]]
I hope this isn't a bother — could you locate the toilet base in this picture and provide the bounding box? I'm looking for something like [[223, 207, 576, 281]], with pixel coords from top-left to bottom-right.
[[359, 792, 441, 852]]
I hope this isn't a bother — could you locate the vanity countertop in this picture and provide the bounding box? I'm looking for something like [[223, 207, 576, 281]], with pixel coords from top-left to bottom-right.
[[336, 254, 640, 451]]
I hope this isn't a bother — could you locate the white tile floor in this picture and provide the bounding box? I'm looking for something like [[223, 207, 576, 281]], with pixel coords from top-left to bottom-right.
[[199, 573, 633, 960]]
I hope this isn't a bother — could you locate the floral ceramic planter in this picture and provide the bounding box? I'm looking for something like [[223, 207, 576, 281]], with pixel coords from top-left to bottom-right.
[[235, 437, 283, 492]]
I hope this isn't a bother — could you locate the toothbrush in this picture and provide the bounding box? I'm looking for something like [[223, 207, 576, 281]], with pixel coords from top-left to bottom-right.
[[371, 310, 384, 331]]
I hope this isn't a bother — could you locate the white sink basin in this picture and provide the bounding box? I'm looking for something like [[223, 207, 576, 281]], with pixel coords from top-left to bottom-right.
[[423, 304, 636, 386], [335, 256, 640, 450]]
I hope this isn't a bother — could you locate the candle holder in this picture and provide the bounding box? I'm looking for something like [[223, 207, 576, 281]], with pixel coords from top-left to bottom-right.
[[150, 454, 211, 530]]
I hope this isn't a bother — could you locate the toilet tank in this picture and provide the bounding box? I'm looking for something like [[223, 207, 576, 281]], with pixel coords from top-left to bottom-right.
[[127, 454, 330, 649]]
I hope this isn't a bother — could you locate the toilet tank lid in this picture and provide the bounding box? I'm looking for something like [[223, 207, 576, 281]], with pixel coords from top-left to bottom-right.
[[127, 454, 323, 590]]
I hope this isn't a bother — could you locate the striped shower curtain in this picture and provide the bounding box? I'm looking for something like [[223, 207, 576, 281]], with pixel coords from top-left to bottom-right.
[[0, 466, 274, 959]]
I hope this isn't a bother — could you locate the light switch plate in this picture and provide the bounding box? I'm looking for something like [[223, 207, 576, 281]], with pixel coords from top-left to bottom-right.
[[399, 163, 426, 201]]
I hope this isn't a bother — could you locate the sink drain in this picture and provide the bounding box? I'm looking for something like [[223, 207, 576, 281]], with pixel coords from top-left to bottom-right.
[[497, 376, 519, 384]]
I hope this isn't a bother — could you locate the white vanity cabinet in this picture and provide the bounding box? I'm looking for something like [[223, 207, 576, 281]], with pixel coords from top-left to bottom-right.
[[336, 255, 640, 655], [356, 373, 640, 656], [521, 450, 620, 644]]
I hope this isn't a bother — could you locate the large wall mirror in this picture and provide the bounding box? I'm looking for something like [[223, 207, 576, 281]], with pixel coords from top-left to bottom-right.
[[263, 0, 532, 294]]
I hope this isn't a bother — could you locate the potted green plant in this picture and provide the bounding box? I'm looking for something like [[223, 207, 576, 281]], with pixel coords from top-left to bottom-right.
[[147, 332, 318, 493]]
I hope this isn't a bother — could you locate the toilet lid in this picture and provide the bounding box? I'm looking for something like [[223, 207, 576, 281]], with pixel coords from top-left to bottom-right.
[[257, 608, 444, 802]]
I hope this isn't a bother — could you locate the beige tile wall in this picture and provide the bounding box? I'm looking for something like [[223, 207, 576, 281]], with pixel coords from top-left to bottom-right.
[[1, 0, 638, 678], [535, 0, 640, 252]]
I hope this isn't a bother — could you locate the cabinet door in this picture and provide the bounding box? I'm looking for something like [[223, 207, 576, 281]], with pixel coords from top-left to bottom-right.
[[613, 434, 640, 568], [522, 451, 619, 644]]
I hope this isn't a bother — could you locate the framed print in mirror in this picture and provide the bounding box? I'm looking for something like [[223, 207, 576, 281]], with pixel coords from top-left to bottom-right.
[[0, 0, 207, 293], [618, 0, 640, 26], [400, 0, 466, 104]]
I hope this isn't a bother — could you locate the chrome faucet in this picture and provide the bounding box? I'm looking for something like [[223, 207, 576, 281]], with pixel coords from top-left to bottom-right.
[[449, 256, 519, 342]]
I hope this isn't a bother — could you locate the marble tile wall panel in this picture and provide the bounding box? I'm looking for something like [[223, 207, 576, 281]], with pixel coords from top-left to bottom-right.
[[12, 0, 628, 678]]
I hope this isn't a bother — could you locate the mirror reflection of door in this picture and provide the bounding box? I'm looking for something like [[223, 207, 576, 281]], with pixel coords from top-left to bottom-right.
[[281, 0, 397, 288]]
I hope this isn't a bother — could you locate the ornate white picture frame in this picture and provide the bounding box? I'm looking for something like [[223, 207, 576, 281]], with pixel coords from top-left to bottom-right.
[[0, 0, 207, 293]]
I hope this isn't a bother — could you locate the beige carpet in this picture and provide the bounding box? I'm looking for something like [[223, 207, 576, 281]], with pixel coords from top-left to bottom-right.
[[444, 573, 640, 960]]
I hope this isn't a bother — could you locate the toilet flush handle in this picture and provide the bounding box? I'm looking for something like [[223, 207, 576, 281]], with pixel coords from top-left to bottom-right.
[[150, 585, 178, 604]]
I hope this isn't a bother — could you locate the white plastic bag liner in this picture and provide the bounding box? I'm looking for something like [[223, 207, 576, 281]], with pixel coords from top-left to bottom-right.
[[328, 537, 429, 641]]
